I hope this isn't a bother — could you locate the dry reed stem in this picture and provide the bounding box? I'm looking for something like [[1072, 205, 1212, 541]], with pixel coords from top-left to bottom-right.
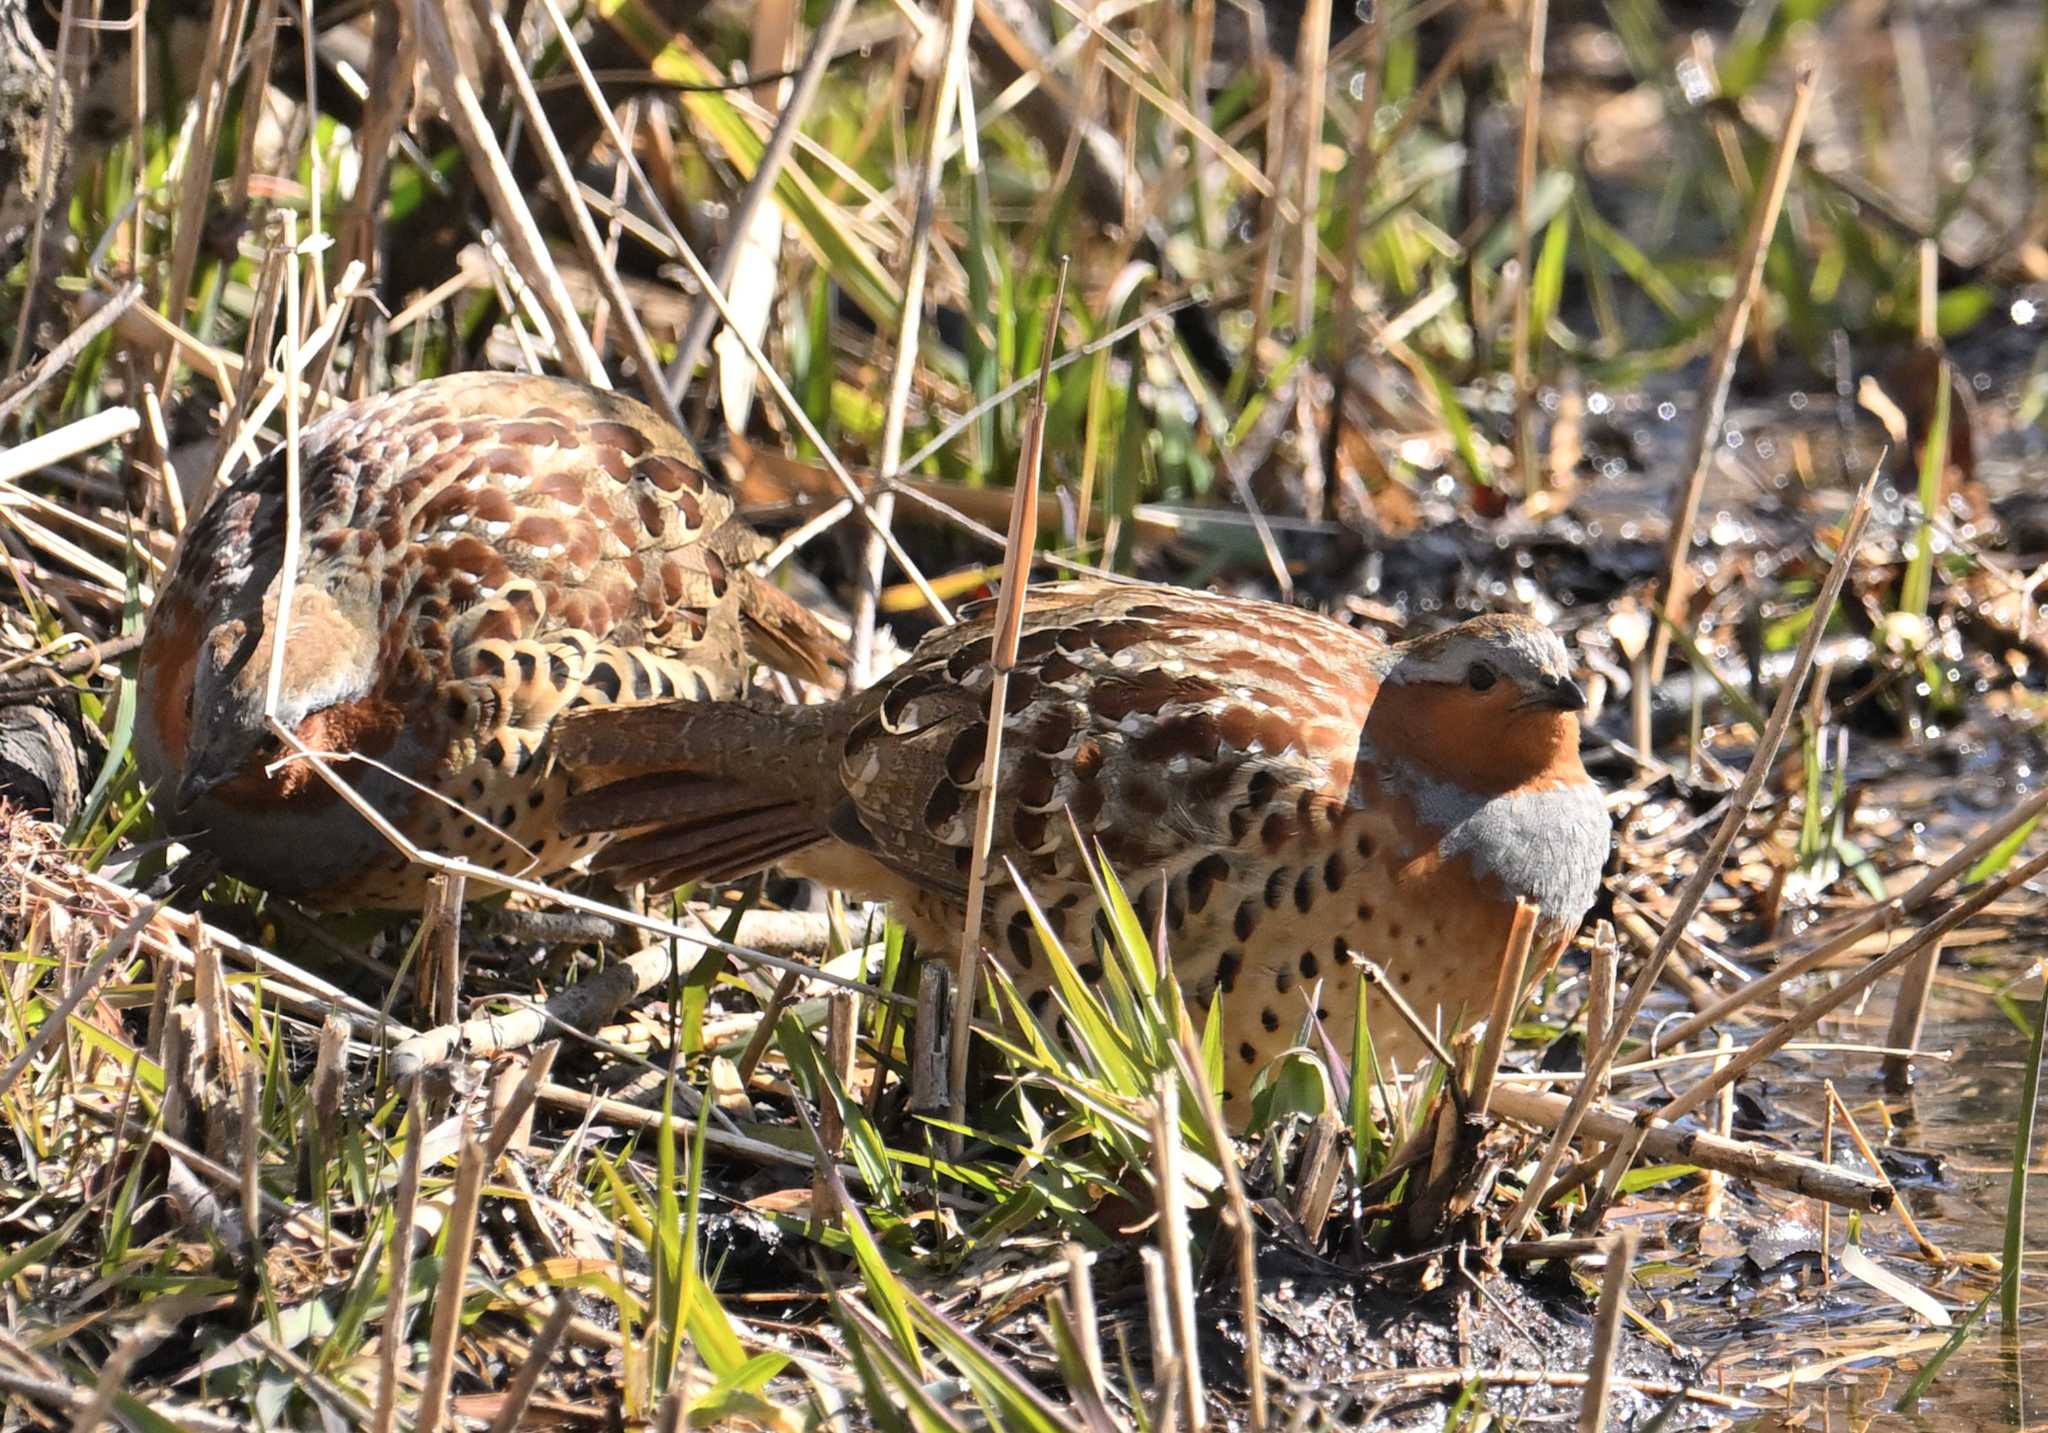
[[227, 0, 279, 218], [422, 872, 465, 1029], [1139, 1243, 1178, 1420], [531, 0, 950, 625], [237, 1062, 260, 1265], [1489, 1084, 1890, 1212], [1586, 921, 1616, 1071], [1150, 1075, 1205, 1429], [151, 0, 241, 393], [416, 1131, 488, 1433], [0, 408, 141, 485], [1469, 899, 1540, 1119], [946, 257, 1069, 1152], [1659, 785, 2048, 1048], [814, 989, 858, 1223], [336, 0, 413, 283], [1576, 1226, 1638, 1433], [1699, 1031, 1734, 1225], [484, 1298, 578, 1433], [911, 959, 952, 1115], [852, 0, 977, 680], [310, 1015, 349, 1150], [1509, 0, 1549, 498], [1355, 959, 1461, 1075], [1819, 1086, 1836, 1281], [139, 383, 181, 534], [410, 0, 607, 384], [1504, 468, 1875, 1238], [0, 280, 143, 425], [1293, 1112, 1347, 1244], [371, 1091, 424, 1433], [1649, 65, 1818, 684], [1290, 0, 1333, 518], [670, 0, 860, 389], [1064, 1243, 1108, 1403], [468, 0, 669, 405], [1321, 0, 1385, 489], [1173, 1034, 1268, 1431], [1884, 934, 1944, 1092], [1823, 1079, 1945, 1262], [482, 1042, 560, 1169], [736, 966, 807, 1089]]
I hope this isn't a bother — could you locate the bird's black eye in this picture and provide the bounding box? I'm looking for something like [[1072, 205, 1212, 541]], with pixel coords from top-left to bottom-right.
[[1466, 661, 1497, 692]]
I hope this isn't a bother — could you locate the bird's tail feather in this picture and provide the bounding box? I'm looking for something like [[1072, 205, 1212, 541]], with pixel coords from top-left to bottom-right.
[[554, 697, 838, 891], [735, 571, 847, 687]]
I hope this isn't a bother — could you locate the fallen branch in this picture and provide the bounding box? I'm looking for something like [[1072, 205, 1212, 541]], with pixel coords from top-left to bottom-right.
[[1489, 1084, 1893, 1212]]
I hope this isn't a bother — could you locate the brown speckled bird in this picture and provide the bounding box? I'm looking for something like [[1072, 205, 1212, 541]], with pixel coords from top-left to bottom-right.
[[134, 371, 844, 910], [557, 581, 1609, 1103]]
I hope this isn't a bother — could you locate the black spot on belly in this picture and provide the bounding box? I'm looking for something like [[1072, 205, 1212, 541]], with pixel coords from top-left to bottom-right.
[[1216, 949, 1242, 992], [1263, 868, 1290, 909], [1234, 902, 1258, 941], [1006, 913, 1035, 970], [1275, 969, 1294, 994], [1260, 1008, 1280, 1032], [1239, 1042, 1258, 1064], [1299, 950, 1318, 978], [1323, 853, 1345, 891], [1356, 830, 1375, 858], [1187, 853, 1229, 913], [1293, 869, 1315, 914]]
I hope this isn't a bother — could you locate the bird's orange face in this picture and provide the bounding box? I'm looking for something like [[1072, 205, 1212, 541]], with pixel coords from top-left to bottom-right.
[[1361, 614, 1591, 801], [1366, 675, 1589, 799]]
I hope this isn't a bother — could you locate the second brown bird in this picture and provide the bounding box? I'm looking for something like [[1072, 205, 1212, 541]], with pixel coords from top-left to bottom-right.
[[559, 580, 1609, 1104]]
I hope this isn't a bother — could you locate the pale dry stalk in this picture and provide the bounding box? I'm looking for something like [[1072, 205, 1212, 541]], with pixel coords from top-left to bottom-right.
[[1509, 0, 1550, 498], [1649, 66, 1818, 683], [945, 258, 1070, 1152], [1577, 1226, 1639, 1433], [851, 0, 977, 680]]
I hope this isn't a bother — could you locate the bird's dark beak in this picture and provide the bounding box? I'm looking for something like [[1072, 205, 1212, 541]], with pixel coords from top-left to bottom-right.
[[1519, 674, 1588, 713], [175, 763, 228, 814], [1541, 674, 1588, 712]]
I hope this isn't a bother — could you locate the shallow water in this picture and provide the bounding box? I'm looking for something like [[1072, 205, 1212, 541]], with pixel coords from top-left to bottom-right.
[[1591, 689, 2047, 1427]]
